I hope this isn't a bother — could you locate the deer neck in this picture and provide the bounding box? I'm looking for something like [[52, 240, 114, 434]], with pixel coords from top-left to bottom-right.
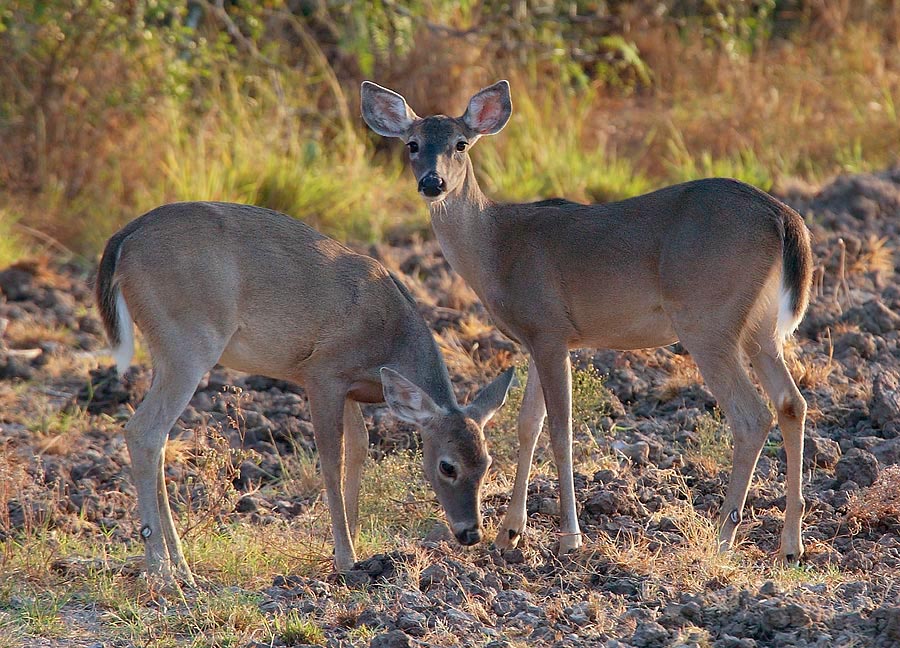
[[393, 315, 460, 412], [428, 158, 494, 297]]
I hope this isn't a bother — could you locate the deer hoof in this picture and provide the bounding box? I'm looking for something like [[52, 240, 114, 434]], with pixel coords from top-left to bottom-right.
[[558, 532, 583, 555], [494, 526, 522, 551], [778, 546, 804, 567]]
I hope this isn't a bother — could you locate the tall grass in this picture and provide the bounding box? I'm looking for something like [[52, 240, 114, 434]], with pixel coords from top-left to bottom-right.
[[638, 22, 900, 182], [2, 5, 900, 263], [476, 84, 653, 204], [0, 211, 30, 268], [158, 80, 423, 244], [17, 74, 427, 255]]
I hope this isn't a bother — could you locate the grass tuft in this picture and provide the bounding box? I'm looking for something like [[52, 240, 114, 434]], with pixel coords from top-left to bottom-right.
[[0, 210, 31, 268], [845, 465, 900, 531], [275, 610, 325, 646], [685, 412, 733, 473]]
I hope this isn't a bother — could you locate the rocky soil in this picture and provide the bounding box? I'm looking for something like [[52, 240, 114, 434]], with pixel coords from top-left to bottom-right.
[[2, 169, 900, 647]]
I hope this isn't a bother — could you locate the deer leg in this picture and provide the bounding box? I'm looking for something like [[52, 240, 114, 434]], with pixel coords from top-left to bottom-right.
[[307, 386, 356, 572], [125, 357, 211, 587], [496, 357, 546, 551], [745, 338, 807, 563], [157, 461, 194, 586], [532, 344, 582, 554], [343, 399, 368, 544], [681, 339, 773, 553]]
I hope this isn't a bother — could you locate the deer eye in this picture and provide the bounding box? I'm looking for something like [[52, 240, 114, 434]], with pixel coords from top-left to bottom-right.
[[456, 141, 468, 152], [407, 141, 419, 154], [439, 460, 457, 479]]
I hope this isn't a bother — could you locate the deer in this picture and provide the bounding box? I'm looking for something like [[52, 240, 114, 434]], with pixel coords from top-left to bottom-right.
[[361, 80, 814, 563], [95, 201, 515, 586]]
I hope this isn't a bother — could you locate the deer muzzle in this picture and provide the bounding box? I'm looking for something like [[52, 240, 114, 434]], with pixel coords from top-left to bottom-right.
[[454, 525, 483, 546], [418, 172, 446, 198]]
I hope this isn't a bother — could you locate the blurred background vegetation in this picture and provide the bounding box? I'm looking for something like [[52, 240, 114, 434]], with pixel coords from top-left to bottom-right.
[[1, 0, 899, 261]]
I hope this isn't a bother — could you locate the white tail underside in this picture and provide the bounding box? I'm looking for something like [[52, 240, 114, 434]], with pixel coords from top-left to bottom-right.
[[776, 277, 800, 341], [112, 289, 135, 375]]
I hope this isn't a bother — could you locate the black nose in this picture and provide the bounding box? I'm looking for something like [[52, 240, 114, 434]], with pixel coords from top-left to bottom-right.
[[456, 527, 483, 546], [418, 173, 446, 197]]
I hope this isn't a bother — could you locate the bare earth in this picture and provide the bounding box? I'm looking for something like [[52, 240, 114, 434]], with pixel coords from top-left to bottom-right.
[[1, 170, 899, 647]]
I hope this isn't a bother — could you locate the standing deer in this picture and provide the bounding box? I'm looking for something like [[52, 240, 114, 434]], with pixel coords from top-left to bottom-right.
[[361, 80, 813, 562], [95, 202, 515, 585]]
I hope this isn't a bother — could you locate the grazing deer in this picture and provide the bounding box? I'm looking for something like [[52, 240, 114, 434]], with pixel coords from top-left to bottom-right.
[[361, 80, 813, 562], [95, 202, 515, 585]]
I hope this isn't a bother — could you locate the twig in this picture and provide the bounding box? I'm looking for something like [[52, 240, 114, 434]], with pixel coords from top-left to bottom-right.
[[834, 237, 854, 311], [268, 9, 357, 142], [35, 386, 73, 399], [382, 0, 483, 40], [813, 264, 825, 300], [12, 222, 75, 259], [201, 0, 283, 70]]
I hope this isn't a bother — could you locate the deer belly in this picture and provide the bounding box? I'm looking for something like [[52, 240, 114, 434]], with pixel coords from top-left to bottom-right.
[[571, 302, 678, 351], [218, 326, 312, 380]]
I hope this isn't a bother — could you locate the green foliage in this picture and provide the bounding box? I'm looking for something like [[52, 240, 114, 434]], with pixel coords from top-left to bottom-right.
[[666, 132, 774, 190], [10, 589, 68, 638], [596, 35, 653, 90], [673, 0, 778, 56], [477, 88, 653, 204], [489, 362, 613, 465], [2, 0, 899, 257], [359, 450, 438, 547], [153, 74, 424, 245], [275, 611, 325, 646], [1, 1, 177, 187], [572, 365, 613, 432], [687, 411, 733, 469], [0, 211, 29, 268]]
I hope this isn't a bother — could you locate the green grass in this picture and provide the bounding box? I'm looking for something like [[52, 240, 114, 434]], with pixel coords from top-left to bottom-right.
[[477, 88, 653, 204], [274, 610, 325, 646], [665, 130, 774, 190], [159, 95, 424, 244], [12, 590, 69, 638], [571, 365, 614, 432], [0, 210, 31, 267], [687, 411, 733, 470], [0, 526, 301, 646], [357, 450, 439, 551], [187, 523, 322, 585]]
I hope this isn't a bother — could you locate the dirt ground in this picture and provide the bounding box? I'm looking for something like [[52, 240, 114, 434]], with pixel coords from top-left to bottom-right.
[[1, 170, 899, 647]]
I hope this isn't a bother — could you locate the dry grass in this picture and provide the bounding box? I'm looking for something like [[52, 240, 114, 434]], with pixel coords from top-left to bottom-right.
[[1, 5, 899, 265], [786, 337, 836, 390], [685, 412, 733, 474], [575, 472, 753, 600], [0, 351, 865, 646], [657, 357, 704, 402], [849, 235, 896, 279], [441, 274, 479, 312], [4, 319, 76, 350], [846, 465, 900, 531], [630, 22, 900, 181]]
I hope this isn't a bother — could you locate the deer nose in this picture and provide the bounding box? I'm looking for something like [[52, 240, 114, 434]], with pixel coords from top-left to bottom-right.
[[455, 526, 483, 546], [418, 173, 446, 197]]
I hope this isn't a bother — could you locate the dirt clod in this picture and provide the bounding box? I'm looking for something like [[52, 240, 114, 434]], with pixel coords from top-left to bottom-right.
[[835, 448, 881, 488], [369, 630, 412, 648]]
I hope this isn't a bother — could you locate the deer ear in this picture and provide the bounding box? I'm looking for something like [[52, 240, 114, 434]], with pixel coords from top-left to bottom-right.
[[361, 81, 419, 138], [381, 367, 444, 427], [462, 80, 512, 136], [465, 367, 516, 427]]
